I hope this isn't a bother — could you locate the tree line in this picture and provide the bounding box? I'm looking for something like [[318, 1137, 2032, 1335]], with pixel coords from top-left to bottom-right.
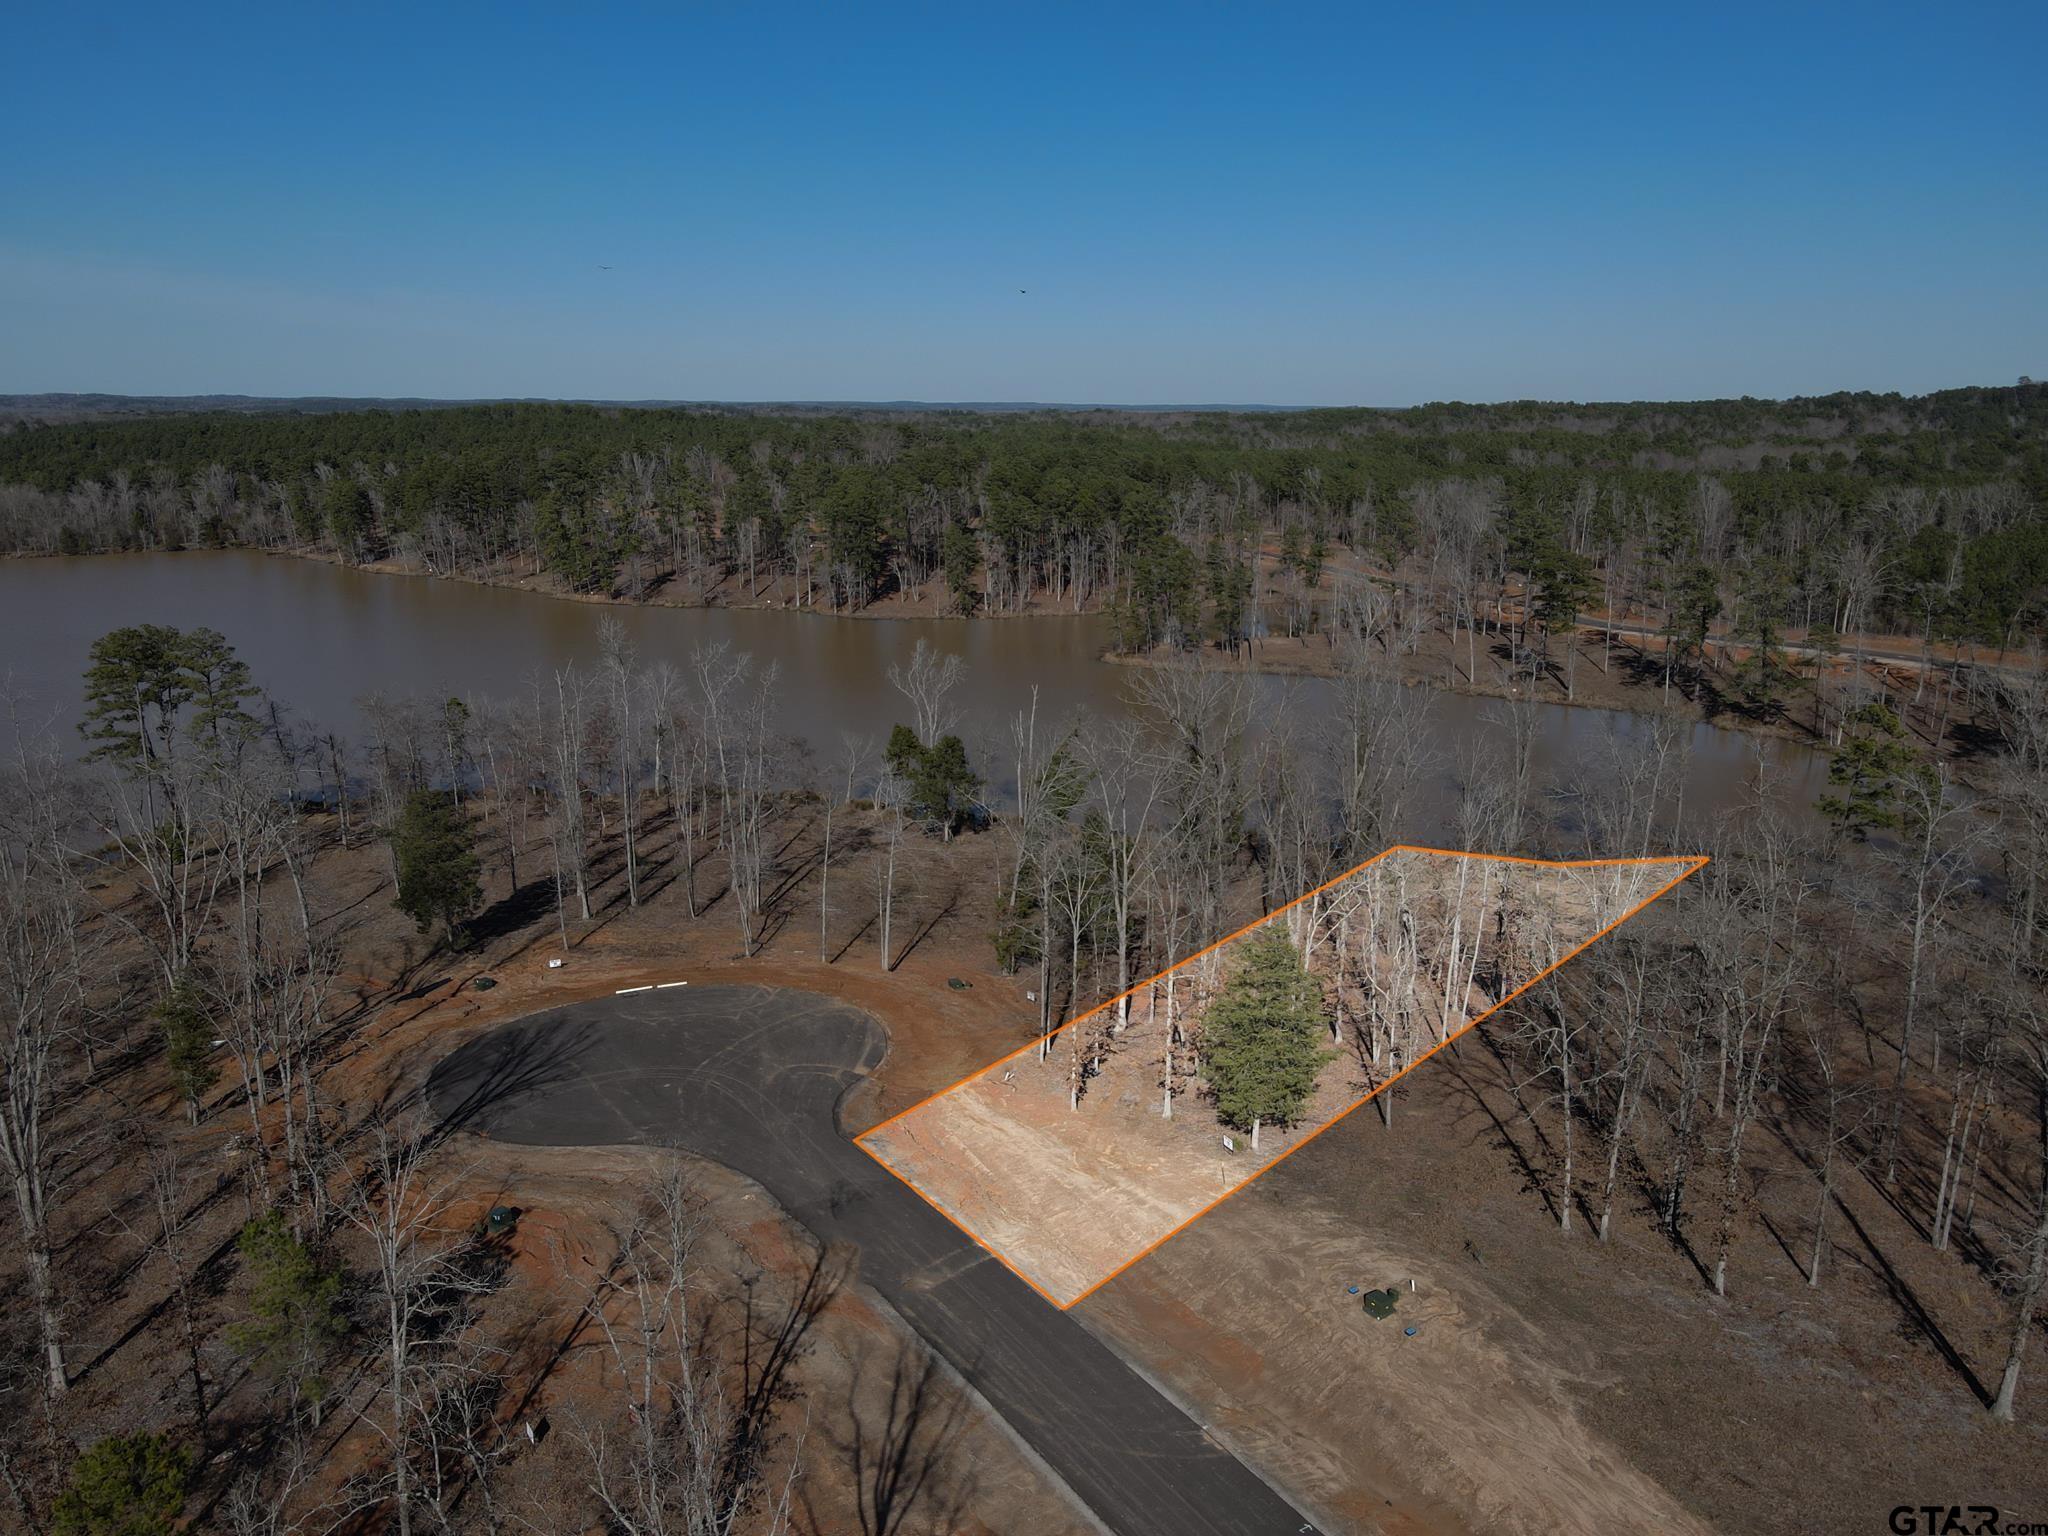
[[2, 390, 2044, 675]]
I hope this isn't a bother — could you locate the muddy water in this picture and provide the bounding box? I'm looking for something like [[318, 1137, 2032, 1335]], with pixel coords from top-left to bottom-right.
[[0, 550, 1824, 833]]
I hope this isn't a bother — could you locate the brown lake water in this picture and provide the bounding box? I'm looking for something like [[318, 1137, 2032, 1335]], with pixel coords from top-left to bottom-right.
[[0, 550, 1825, 839]]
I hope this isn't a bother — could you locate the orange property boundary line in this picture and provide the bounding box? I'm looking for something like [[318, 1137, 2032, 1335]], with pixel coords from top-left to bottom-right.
[[855, 846, 1710, 1310]]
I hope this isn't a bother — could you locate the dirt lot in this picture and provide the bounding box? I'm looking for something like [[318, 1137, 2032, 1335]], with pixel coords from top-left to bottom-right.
[[860, 852, 1699, 1306]]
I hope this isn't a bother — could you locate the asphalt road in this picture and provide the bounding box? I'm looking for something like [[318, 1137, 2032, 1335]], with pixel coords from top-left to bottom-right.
[[425, 984, 1320, 1536]]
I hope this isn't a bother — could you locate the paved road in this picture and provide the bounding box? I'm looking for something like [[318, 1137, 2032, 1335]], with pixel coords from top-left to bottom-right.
[[425, 985, 1319, 1536]]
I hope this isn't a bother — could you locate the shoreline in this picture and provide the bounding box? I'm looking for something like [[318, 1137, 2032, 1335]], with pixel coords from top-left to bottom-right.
[[1102, 632, 1835, 749], [12, 542, 1985, 758]]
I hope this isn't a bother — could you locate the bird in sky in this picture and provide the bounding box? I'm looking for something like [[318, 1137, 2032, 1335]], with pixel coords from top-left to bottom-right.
[[597, 264, 614, 271]]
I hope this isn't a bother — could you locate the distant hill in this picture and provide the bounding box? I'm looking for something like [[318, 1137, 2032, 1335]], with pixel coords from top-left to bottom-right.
[[0, 392, 1312, 424]]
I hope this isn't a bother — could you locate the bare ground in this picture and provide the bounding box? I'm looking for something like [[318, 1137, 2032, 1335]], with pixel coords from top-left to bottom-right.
[[861, 853, 1699, 1306]]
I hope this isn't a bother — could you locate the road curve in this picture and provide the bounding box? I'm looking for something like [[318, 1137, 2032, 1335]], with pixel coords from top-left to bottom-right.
[[425, 984, 1320, 1536]]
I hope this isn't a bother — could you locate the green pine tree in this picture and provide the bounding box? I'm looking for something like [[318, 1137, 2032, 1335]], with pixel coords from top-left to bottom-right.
[[1202, 933, 1334, 1149], [883, 726, 983, 840], [1818, 703, 1931, 841], [154, 981, 217, 1125], [53, 1433, 191, 1536], [392, 789, 483, 944], [231, 1211, 345, 1425], [941, 520, 980, 614]]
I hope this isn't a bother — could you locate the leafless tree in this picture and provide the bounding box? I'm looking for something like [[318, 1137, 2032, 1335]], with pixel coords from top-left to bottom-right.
[[339, 1118, 485, 1536], [1800, 1020, 1877, 1288], [820, 733, 873, 962], [1877, 763, 1987, 1182], [1325, 640, 1435, 861], [541, 666, 593, 935], [601, 618, 643, 908], [693, 644, 782, 955], [0, 727, 86, 1397], [1083, 718, 1167, 1027], [1990, 978, 2048, 1422], [873, 770, 909, 972], [572, 1155, 801, 1536], [887, 639, 964, 748]]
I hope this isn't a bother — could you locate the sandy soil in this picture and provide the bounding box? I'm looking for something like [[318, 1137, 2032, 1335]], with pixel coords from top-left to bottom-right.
[[860, 852, 1701, 1306], [1078, 1185, 1715, 1536]]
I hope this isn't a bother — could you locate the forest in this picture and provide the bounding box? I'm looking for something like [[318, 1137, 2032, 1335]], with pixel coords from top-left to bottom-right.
[[2, 592, 2047, 1530], [4, 389, 2048, 682]]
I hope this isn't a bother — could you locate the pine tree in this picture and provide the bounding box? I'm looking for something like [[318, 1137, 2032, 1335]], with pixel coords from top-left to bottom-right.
[[154, 980, 217, 1125], [391, 789, 483, 944], [883, 725, 983, 840], [941, 520, 980, 614], [1202, 932, 1334, 1149], [1819, 703, 1929, 841], [53, 1434, 191, 1536], [231, 1211, 344, 1425]]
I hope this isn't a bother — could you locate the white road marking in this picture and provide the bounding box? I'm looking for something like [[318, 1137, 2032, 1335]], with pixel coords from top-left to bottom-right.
[[616, 985, 653, 994]]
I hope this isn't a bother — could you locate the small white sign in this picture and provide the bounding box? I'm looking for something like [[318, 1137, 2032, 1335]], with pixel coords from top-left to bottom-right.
[[547, 958, 564, 969], [1222, 1135, 1236, 1152]]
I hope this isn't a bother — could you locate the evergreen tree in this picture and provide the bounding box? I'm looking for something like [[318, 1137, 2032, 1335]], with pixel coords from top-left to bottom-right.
[[231, 1211, 344, 1425], [323, 476, 372, 557], [81, 624, 196, 772], [1819, 703, 1930, 840], [883, 725, 983, 840], [1730, 559, 1797, 718], [391, 788, 483, 944], [1202, 933, 1334, 1149], [941, 520, 980, 614], [53, 1433, 191, 1536], [80, 624, 258, 771], [154, 980, 217, 1125]]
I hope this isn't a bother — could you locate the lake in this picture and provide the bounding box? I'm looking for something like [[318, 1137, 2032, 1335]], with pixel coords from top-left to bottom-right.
[[0, 550, 1825, 839]]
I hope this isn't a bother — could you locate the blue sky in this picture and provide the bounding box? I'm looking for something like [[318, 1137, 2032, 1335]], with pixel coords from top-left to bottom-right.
[[3, 3, 2043, 404]]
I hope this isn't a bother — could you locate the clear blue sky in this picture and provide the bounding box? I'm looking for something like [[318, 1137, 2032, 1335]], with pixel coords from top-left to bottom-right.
[[4, 2, 2043, 405]]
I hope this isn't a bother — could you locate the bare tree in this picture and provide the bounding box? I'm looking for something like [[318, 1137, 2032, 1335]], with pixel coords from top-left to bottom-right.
[[339, 1119, 484, 1536], [1991, 979, 2048, 1421], [1800, 1021, 1876, 1288], [0, 728, 85, 1396], [873, 770, 909, 972], [572, 1154, 801, 1536], [1083, 718, 1167, 1028], [601, 618, 643, 908], [693, 644, 783, 956], [1877, 763, 1985, 1182], [542, 666, 593, 934], [887, 639, 964, 748], [820, 734, 873, 963]]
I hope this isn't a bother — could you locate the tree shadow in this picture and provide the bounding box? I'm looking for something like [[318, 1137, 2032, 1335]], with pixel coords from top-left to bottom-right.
[[422, 1017, 599, 1140], [734, 1244, 851, 1478], [889, 888, 959, 971], [465, 872, 559, 947], [807, 1336, 974, 1536]]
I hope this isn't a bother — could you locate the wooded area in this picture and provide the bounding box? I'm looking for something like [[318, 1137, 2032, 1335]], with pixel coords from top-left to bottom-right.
[[4, 389, 2046, 689]]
